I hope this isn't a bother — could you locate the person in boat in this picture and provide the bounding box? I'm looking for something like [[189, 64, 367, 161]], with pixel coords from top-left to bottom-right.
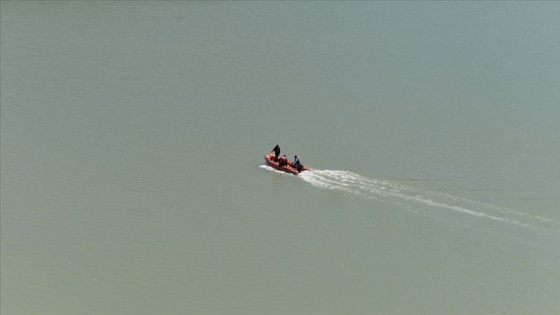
[[271, 144, 281, 159], [293, 155, 300, 167], [279, 154, 288, 167], [293, 155, 303, 172]]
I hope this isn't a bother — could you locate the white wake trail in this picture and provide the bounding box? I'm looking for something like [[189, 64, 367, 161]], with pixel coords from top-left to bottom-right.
[[298, 170, 557, 232]]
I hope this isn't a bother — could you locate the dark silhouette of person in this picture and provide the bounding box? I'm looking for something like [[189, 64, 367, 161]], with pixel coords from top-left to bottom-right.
[[279, 155, 288, 167], [271, 144, 281, 159], [293, 155, 303, 172]]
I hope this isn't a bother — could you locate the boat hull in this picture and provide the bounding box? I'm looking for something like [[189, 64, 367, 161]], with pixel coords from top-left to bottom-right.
[[264, 153, 311, 175]]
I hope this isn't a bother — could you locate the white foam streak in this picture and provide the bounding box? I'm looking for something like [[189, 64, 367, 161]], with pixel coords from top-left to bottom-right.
[[385, 191, 527, 227], [299, 170, 555, 231]]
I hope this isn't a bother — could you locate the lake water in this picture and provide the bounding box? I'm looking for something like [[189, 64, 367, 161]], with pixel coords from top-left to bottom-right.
[[1, 2, 559, 314]]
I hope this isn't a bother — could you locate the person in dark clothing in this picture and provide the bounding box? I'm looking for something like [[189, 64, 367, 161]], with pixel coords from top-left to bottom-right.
[[279, 155, 288, 167], [271, 144, 281, 159], [293, 155, 303, 172]]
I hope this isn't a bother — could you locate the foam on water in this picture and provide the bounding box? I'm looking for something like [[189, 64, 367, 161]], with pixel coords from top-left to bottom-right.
[[297, 169, 560, 233]]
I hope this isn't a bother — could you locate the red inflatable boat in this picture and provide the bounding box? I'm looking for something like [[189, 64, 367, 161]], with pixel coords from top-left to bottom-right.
[[264, 153, 311, 175]]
